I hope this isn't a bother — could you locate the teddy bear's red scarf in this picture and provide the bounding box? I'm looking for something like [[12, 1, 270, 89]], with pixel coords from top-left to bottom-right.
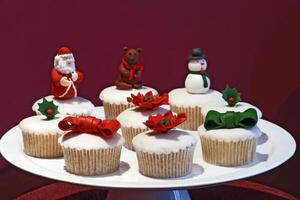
[[121, 58, 144, 80]]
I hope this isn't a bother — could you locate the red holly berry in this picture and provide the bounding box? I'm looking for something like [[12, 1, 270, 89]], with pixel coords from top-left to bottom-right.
[[46, 108, 53, 115], [228, 96, 235, 103]]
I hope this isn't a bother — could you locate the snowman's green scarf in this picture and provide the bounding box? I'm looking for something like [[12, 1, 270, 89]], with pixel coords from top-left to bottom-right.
[[189, 70, 209, 88]]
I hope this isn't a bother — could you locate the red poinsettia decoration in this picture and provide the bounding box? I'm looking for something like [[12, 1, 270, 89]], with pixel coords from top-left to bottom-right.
[[58, 116, 120, 140], [127, 91, 169, 109], [143, 111, 186, 133]]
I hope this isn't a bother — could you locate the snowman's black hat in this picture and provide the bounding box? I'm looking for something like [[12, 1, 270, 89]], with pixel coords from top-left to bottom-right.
[[189, 48, 206, 60]]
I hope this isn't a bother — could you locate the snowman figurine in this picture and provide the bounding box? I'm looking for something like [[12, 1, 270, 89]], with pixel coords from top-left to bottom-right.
[[185, 48, 210, 94]]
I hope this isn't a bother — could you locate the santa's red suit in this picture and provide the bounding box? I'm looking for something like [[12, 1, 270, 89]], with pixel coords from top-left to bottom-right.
[[51, 68, 84, 99], [50, 47, 84, 100]]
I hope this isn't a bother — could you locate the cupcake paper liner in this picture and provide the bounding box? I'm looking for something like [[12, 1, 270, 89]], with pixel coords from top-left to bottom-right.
[[200, 136, 256, 166], [22, 132, 63, 158], [62, 145, 122, 176], [170, 105, 203, 130], [135, 146, 195, 178], [121, 127, 149, 151], [103, 101, 132, 119]]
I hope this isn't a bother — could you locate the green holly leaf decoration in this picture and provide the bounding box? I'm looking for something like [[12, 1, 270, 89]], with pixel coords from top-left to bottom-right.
[[37, 98, 59, 120], [222, 85, 241, 107], [161, 118, 171, 125], [143, 97, 154, 102]]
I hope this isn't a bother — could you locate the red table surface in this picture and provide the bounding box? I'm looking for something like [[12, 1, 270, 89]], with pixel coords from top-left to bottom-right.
[[0, 0, 299, 199]]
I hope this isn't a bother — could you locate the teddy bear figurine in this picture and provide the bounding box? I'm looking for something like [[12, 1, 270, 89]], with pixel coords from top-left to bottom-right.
[[115, 47, 144, 90]]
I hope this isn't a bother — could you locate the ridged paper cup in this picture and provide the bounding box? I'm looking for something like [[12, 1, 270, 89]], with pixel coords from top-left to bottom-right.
[[59, 133, 124, 176], [133, 129, 197, 178], [200, 136, 256, 166], [103, 101, 132, 119], [198, 125, 261, 166], [135, 146, 195, 178], [62, 145, 122, 176], [170, 104, 203, 131], [22, 132, 63, 158], [121, 127, 149, 150]]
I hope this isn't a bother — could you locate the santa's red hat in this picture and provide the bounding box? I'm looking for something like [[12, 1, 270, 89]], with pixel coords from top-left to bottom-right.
[[54, 47, 74, 67], [57, 47, 72, 55]]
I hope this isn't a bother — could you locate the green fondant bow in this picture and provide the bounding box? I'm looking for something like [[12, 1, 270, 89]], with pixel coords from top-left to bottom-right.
[[204, 108, 258, 130], [189, 71, 209, 88]]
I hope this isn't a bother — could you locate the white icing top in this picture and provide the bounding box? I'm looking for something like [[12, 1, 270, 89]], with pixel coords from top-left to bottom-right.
[[201, 101, 262, 119], [59, 133, 124, 150], [132, 129, 197, 154], [198, 125, 262, 142], [99, 86, 158, 105], [32, 95, 95, 116], [188, 59, 207, 71], [19, 115, 66, 135], [168, 88, 223, 107], [117, 106, 168, 129]]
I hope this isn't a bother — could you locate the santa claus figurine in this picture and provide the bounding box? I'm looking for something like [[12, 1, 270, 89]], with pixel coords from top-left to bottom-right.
[[51, 47, 84, 100]]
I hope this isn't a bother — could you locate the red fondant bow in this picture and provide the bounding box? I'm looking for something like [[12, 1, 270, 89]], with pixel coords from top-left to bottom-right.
[[121, 58, 144, 80], [58, 116, 120, 139], [127, 91, 169, 109], [144, 111, 186, 133]]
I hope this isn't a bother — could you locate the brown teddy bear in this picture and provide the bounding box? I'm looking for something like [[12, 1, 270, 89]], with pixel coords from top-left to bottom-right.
[[115, 47, 143, 90]]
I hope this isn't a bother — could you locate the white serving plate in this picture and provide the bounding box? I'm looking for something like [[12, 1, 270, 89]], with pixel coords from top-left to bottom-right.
[[0, 107, 296, 189]]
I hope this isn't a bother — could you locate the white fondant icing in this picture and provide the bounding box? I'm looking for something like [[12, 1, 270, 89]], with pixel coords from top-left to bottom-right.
[[99, 86, 158, 105], [19, 115, 66, 135], [59, 133, 124, 150], [201, 101, 262, 118], [132, 129, 197, 154], [117, 106, 169, 129], [32, 95, 95, 116], [188, 59, 207, 71], [168, 88, 223, 108], [185, 74, 211, 94], [186, 59, 210, 93], [198, 125, 262, 142]]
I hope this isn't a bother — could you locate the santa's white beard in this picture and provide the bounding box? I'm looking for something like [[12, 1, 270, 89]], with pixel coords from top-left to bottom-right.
[[55, 63, 76, 74]]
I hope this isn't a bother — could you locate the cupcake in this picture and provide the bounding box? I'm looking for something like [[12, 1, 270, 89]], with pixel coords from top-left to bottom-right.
[[58, 116, 123, 176], [198, 86, 262, 166], [99, 47, 157, 119], [117, 91, 169, 150], [198, 107, 261, 166], [19, 98, 65, 158], [169, 48, 223, 130], [201, 85, 262, 119], [32, 47, 95, 116], [132, 111, 197, 178]]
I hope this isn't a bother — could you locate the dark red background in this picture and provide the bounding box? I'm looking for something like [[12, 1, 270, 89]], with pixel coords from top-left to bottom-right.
[[0, 0, 299, 199]]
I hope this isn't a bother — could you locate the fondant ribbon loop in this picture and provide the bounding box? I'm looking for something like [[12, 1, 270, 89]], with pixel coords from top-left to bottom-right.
[[204, 108, 258, 130], [58, 116, 120, 139], [122, 58, 144, 80]]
